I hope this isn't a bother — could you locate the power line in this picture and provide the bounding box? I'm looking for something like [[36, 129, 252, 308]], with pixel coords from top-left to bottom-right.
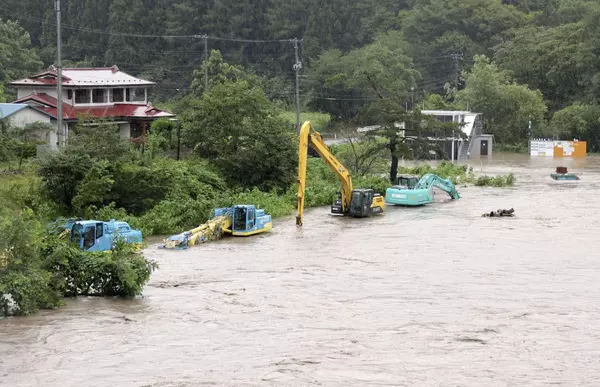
[[5, 11, 298, 42]]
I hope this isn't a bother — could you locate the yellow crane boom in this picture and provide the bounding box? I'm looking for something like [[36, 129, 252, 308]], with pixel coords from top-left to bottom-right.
[[296, 121, 384, 226]]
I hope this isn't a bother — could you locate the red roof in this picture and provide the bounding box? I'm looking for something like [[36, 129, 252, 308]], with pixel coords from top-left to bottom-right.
[[13, 93, 174, 120], [15, 93, 59, 108]]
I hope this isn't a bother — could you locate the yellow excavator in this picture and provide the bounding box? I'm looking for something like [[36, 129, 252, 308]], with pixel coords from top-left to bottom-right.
[[296, 121, 385, 226]]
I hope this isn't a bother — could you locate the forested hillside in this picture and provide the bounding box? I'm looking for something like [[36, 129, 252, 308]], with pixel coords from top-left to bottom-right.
[[3, 0, 600, 148]]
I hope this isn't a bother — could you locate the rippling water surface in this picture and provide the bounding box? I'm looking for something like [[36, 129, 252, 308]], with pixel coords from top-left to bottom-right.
[[2, 153, 600, 386]]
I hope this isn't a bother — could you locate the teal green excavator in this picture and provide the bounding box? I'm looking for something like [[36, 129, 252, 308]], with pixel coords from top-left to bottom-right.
[[384, 173, 460, 206]]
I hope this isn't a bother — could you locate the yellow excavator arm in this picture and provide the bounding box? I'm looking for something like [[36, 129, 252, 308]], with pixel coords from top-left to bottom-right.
[[296, 121, 353, 226]]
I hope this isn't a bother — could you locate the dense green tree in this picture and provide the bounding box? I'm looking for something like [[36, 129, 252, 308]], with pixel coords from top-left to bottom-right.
[[0, 18, 43, 98], [191, 49, 258, 95], [457, 55, 548, 144], [182, 79, 296, 191], [550, 103, 600, 152], [0, 207, 62, 316], [67, 118, 130, 162], [494, 23, 593, 110], [308, 31, 419, 119], [400, 0, 527, 93]]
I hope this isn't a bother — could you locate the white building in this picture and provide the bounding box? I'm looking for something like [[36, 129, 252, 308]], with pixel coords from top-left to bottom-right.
[[357, 110, 492, 160]]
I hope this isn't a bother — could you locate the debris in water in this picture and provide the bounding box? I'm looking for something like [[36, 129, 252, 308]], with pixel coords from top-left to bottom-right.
[[482, 208, 515, 217], [456, 337, 486, 344]]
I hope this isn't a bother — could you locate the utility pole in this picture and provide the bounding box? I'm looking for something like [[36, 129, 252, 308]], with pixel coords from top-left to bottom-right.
[[55, 0, 63, 147], [528, 117, 532, 156], [411, 85, 415, 131], [293, 38, 302, 132], [176, 120, 181, 161], [450, 53, 463, 94], [203, 34, 208, 92]]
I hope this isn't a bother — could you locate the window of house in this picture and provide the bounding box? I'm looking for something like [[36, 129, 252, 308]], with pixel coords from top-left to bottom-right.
[[126, 88, 145, 102], [92, 89, 107, 103], [67, 90, 73, 100], [74, 89, 90, 104], [130, 122, 143, 138], [111, 88, 124, 102]]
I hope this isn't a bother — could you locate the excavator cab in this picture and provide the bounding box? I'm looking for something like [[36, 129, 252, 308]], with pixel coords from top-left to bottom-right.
[[349, 189, 372, 217], [348, 189, 384, 217], [233, 206, 248, 231], [393, 175, 419, 189]]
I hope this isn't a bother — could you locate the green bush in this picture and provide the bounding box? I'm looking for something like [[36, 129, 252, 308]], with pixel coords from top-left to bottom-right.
[[0, 199, 159, 317], [474, 173, 515, 187], [353, 175, 391, 195], [43, 240, 158, 298], [0, 208, 62, 316], [396, 161, 515, 187]]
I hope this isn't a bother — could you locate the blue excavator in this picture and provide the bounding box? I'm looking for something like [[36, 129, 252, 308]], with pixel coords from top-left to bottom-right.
[[51, 218, 143, 252]]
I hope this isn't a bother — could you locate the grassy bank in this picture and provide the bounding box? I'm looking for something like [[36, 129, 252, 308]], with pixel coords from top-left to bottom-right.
[[1, 157, 515, 239], [397, 162, 516, 187], [494, 142, 528, 153]]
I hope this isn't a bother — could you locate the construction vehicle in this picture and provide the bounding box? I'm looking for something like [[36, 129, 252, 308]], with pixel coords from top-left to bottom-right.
[[551, 166, 579, 180], [58, 218, 143, 252], [162, 205, 272, 249], [296, 121, 385, 226], [385, 173, 460, 206]]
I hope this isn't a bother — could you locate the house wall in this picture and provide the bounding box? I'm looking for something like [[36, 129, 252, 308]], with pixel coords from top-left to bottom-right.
[[4, 108, 61, 149], [17, 87, 40, 100], [6, 108, 51, 128], [470, 135, 494, 157], [17, 86, 73, 105]]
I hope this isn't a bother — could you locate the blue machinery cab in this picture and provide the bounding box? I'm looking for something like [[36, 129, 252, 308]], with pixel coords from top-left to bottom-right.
[[214, 205, 273, 236], [66, 219, 143, 252]]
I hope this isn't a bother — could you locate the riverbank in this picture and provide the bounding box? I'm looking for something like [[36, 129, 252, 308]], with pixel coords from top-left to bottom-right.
[[1, 156, 516, 238], [0, 154, 515, 317]]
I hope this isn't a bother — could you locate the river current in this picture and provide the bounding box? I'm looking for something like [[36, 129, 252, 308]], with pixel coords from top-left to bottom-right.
[[2, 153, 600, 386]]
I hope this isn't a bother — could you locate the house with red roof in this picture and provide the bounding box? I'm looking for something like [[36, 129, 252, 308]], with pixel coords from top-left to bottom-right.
[[8, 65, 175, 149]]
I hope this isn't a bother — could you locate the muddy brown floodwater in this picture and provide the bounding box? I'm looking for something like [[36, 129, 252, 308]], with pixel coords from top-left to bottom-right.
[[3, 153, 600, 386]]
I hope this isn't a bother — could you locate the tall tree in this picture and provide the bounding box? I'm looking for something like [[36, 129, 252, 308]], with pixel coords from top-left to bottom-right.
[[308, 30, 420, 119], [457, 55, 548, 144], [182, 79, 296, 191], [0, 18, 43, 99], [400, 0, 528, 93], [550, 103, 600, 152]]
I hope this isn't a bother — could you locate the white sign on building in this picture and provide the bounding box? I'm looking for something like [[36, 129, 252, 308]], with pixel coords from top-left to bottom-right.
[[530, 139, 554, 156]]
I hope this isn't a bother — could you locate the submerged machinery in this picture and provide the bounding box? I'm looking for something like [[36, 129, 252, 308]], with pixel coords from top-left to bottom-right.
[[296, 121, 385, 226], [57, 218, 143, 252], [551, 166, 579, 180], [385, 173, 460, 206], [162, 205, 272, 249]]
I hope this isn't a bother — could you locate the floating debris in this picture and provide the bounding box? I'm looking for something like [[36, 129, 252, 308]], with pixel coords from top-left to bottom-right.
[[482, 208, 515, 217]]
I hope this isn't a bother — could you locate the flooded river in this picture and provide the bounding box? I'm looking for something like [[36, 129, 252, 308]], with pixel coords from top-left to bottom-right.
[[3, 153, 600, 386]]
